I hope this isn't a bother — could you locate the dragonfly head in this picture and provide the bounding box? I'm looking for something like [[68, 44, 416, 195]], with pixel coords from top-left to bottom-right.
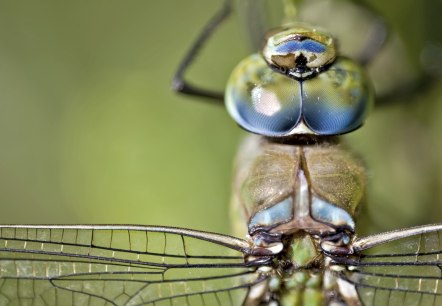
[[225, 25, 373, 137]]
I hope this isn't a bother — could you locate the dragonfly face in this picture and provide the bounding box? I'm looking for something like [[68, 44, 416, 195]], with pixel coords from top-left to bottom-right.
[[225, 26, 373, 137]]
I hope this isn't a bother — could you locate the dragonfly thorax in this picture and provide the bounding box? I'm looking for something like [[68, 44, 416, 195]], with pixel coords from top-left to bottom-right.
[[231, 136, 365, 241]]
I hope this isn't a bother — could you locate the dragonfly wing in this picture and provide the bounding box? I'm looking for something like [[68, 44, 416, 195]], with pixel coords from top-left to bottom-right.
[[333, 224, 442, 306], [0, 225, 266, 306]]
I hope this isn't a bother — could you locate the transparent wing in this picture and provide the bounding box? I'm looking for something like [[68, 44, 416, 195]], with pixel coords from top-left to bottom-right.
[[0, 225, 266, 306], [332, 224, 442, 306]]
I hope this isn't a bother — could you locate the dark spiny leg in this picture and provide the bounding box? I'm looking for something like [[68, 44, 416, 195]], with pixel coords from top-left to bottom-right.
[[354, 0, 389, 66], [356, 16, 389, 66], [376, 74, 436, 105], [172, 0, 232, 103], [354, 0, 433, 105]]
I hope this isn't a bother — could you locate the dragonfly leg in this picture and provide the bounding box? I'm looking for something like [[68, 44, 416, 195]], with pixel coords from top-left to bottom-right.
[[376, 73, 436, 105], [172, 0, 232, 103], [354, 1, 389, 66], [354, 0, 436, 105]]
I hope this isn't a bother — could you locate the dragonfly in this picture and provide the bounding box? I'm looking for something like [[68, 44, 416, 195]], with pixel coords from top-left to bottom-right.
[[0, 0, 441, 305]]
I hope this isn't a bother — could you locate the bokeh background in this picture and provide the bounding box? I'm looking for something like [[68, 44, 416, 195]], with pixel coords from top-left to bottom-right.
[[0, 0, 441, 236]]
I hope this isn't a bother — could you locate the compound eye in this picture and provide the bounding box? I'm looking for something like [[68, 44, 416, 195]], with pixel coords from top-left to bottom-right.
[[225, 54, 302, 136], [301, 58, 374, 135], [225, 55, 373, 136]]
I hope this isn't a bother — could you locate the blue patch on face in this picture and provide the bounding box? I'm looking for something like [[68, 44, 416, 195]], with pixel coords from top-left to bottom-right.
[[275, 39, 326, 54]]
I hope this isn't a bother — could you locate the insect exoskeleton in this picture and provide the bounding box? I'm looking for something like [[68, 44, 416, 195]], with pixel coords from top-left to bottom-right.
[[230, 135, 365, 244]]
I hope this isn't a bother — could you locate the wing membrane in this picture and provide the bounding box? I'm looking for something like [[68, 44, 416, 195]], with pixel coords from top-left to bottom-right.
[[333, 224, 442, 306], [0, 225, 264, 306]]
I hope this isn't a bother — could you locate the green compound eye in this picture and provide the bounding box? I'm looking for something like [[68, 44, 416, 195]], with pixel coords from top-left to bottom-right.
[[225, 27, 373, 137]]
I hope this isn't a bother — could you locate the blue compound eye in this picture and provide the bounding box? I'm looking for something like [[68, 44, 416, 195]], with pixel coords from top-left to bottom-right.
[[301, 58, 373, 135], [225, 54, 373, 136], [225, 54, 302, 136]]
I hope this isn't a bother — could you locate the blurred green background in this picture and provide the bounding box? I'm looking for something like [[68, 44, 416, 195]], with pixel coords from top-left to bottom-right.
[[0, 0, 440, 236]]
